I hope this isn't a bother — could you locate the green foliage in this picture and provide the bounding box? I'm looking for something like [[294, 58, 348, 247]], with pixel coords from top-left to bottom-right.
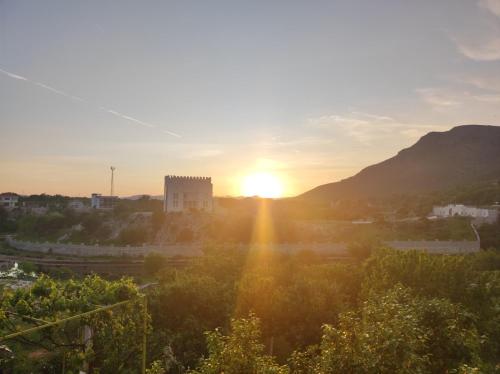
[[118, 225, 149, 245], [477, 220, 500, 250], [152, 210, 166, 232], [18, 261, 37, 274], [0, 275, 148, 373], [0, 206, 17, 233], [177, 227, 194, 243], [150, 269, 234, 369], [2, 245, 499, 373], [144, 252, 168, 275], [189, 315, 289, 374], [362, 248, 500, 367], [296, 286, 482, 373], [146, 360, 167, 374], [17, 212, 77, 241]]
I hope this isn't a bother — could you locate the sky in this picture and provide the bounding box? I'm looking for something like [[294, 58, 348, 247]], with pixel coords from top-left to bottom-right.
[[1, 0, 500, 197]]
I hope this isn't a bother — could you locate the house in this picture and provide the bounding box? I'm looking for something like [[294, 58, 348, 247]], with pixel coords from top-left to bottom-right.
[[431, 204, 498, 224], [68, 199, 90, 212], [91, 193, 118, 209], [0, 193, 19, 210], [164, 175, 213, 213]]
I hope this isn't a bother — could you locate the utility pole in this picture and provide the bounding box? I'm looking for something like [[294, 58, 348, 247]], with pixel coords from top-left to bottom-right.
[[110, 166, 116, 196]]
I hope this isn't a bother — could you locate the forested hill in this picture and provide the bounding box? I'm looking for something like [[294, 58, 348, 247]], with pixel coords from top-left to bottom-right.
[[300, 125, 500, 202]]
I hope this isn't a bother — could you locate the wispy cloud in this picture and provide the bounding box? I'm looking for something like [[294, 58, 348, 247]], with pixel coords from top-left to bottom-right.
[[307, 111, 436, 144], [454, 36, 500, 61], [0, 67, 181, 138], [417, 81, 500, 109], [450, 0, 500, 61], [480, 0, 500, 18], [416, 88, 462, 108]]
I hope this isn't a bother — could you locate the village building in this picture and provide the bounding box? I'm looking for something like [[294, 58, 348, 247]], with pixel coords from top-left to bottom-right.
[[164, 175, 213, 213], [91, 193, 118, 209], [431, 204, 498, 224], [0, 193, 19, 210], [68, 199, 90, 212]]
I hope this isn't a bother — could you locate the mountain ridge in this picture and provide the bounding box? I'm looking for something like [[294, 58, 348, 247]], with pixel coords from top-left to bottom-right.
[[299, 125, 500, 201]]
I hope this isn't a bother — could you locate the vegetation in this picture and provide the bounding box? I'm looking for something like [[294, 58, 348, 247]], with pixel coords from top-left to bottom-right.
[[0, 275, 148, 373], [1, 247, 499, 372]]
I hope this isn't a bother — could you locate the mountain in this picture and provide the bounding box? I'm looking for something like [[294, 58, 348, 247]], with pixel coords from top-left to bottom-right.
[[300, 125, 500, 202]]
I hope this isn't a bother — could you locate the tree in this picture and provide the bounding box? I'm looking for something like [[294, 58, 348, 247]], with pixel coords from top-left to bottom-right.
[[150, 270, 234, 369], [144, 252, 168, 275], [189, 315, 288, 374], [293, 286, 482, 373], [0, 275, 149, 373]]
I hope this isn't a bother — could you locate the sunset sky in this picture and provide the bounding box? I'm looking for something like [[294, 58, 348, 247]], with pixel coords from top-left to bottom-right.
[[2, 0, 500, 197]]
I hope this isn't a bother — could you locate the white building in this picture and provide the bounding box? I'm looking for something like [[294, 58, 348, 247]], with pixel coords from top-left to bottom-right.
[[432, 204, 498, 224], [164, 175, 213, 213], [68, 199, 89, 212], [91, 193, 118, 209], [0, 193, 19, 210]]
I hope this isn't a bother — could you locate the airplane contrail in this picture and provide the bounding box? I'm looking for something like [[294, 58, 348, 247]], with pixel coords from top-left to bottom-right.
[[0, 67, 181, 138]]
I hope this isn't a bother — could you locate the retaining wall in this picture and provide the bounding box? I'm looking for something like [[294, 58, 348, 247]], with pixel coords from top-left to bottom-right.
[[6, 237, 480, 257], [5, 237, 348, 257], [385, 240, 480, 254]]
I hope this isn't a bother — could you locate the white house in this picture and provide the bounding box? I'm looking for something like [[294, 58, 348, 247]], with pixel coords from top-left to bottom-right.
[[68, 199, 89, 212], [432, 204, 498, 224], [91, 193, 118, 209], [164, 175, 213, 213], [0, 193, 19, 210]]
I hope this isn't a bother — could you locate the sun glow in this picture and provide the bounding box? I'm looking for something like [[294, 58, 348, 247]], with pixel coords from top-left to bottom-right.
[[242, 172, 283, 198]]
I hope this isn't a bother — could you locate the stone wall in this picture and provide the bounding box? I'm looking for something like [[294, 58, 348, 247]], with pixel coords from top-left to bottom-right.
[[6, 237, 348, 257], [385, 240, 480, 254], [6, 237, 203, 257], [6, 237, 480, 257]]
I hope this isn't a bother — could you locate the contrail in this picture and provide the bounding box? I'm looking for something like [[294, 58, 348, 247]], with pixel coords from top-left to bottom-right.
[[0, 68, 27, 81], [0, 67, 181, 138], [35, 82, 85, 102]]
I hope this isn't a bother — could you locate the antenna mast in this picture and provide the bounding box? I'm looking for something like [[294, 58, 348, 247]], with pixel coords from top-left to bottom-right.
[[110, 166, 116, 196]]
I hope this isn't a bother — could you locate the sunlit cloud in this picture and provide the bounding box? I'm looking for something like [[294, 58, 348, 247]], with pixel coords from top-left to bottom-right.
[[307, 111, 433, 144], [454, 36, 500, 61], [450, 0, 500, 61], [418, 82, 500, 109], [480, 0, 500, 18], [416, 88, 462, 108]]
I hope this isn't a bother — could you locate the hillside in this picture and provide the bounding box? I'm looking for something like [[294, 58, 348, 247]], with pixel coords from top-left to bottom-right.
[[300, 125, 500, 202]]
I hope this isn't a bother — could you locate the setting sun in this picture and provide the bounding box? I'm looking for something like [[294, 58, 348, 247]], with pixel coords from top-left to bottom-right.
[[242, 172, 283, 198]]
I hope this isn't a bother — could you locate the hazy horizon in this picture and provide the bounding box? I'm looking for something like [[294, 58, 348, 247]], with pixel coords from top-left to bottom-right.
[[2, 0, 500, 197]]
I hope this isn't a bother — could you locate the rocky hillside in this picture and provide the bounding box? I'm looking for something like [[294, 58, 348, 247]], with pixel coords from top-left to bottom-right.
[[300, 125, 500, 201]]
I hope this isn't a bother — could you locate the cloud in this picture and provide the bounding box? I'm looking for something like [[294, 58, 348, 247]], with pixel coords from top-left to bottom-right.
[[450, 0, 500, 61], [471, 93, 500, 102], [0, 66, 181, 138], [418, 81, 500, 109], [454, 36, 500, 61], [307, 111, 436, 144], [416, 88, 462, 108], [480, 0, 500, 17]]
